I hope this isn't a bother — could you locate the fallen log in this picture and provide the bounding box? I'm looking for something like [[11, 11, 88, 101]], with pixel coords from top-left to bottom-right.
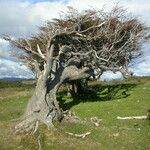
[[117, 116, 147, 120]]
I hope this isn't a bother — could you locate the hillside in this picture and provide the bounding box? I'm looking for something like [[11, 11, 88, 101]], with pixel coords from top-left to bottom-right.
[[0, 77, 150, 150]]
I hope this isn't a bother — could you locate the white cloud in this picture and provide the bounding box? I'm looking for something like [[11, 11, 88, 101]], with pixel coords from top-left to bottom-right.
[[129, 44, 150, 76], [0, 37, 34, 78], [101, 71, 122, 81], [1, 0, 150, 37], [0, 59, 34, 78], [0, 38, 20, 62], [67, 0, 150, 25], [0, 0, 67, 37]]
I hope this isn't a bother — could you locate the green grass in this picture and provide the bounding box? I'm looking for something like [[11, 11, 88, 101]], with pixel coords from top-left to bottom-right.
[[0, 77, 150, 150]]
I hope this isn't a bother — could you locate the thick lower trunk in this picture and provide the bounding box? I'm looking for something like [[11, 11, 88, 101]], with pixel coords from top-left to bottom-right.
[[15, 65, 93, 133], [15, 74, 63, 133]]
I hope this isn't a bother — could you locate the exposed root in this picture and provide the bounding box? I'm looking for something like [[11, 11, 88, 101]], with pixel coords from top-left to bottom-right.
[[65, 131, 91, 138], [14, 110, 102, 136], [63, 110, 102, 126], [14, 107, 58, 134], [90, 117, 102, 127], [63, 110, 83, 123], [37, 134, 42, 150], [15, 116, 38, 134], [33, 120, 39, 134]]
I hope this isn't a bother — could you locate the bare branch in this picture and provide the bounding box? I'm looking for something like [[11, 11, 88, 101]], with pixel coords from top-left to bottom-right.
[[37, 44, 45, 59]]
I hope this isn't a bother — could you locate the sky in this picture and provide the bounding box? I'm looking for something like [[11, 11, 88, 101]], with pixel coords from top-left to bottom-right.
[[0, 0, 150, 80]]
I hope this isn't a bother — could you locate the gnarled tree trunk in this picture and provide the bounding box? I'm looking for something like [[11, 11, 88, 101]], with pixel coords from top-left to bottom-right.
[[15, 71, 63, 133], [15, 63, 93, 133]]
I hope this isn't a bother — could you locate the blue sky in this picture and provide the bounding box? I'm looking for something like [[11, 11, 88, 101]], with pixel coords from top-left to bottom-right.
[[0, 0, 150, 79], [31, 0, 61, 2]]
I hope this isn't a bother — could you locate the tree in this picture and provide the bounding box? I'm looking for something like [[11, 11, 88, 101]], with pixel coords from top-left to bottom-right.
[[5, 6, 147, 133]]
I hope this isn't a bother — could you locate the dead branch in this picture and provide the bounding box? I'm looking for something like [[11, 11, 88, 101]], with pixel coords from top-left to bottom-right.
[[65, 131, 91, 138], [117, 116, 147, 120]]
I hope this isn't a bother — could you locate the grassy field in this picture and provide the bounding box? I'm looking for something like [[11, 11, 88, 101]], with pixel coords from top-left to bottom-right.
[[0, 77, 150, 150]]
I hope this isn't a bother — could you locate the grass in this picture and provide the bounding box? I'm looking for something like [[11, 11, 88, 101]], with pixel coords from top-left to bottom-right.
[[0, 77, 150, 150]]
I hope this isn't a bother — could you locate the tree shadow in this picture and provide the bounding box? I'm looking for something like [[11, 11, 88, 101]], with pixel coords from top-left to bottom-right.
[[58, 82, 138, 110]]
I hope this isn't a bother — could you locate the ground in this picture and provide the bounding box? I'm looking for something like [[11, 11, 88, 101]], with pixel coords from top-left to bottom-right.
[[0, 77, 150, 150]]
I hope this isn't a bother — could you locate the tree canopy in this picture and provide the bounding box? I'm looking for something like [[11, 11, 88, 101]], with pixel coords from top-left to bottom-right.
[[6, 6, 147, 79]]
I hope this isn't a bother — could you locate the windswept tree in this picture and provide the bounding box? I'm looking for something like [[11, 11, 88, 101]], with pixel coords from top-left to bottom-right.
[[5, 6, 147, 133]]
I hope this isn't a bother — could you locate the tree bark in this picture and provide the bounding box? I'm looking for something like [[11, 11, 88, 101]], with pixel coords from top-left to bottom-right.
[[15, 63, 93, 133], [15, 67, 64, 133], [15, 44, 62, 133]]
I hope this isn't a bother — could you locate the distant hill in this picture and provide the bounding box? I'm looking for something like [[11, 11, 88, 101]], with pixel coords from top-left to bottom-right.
[[0, 77, 32, 82]]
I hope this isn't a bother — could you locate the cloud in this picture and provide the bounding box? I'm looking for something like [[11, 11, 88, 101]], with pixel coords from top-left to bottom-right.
[[0, 39, 12, 60], [129, 44, 150, 76], [1, 0, 150, 37], [0, 38, 20, 62], [0, 59, 34, 78], [67, 0, 150, 25], [0, 0, 150, 79], [100, 71, 122, 81], [0, 0, 67, 37]]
